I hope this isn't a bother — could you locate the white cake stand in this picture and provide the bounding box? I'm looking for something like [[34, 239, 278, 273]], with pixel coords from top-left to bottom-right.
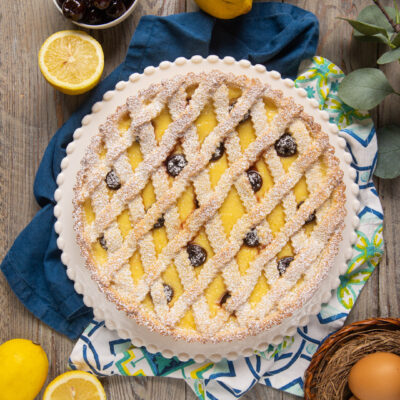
[[54, 55, 360, 363]]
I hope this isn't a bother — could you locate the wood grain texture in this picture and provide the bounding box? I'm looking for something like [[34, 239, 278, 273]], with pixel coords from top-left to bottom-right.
[[0, 0, 398, 399]]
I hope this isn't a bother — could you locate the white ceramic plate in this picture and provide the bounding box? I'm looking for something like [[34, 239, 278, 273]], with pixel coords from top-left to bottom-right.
[[54, 55, 360, 362]]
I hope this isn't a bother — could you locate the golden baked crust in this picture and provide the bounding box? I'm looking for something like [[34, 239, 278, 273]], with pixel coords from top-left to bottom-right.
[[73, 71, 346, 342]]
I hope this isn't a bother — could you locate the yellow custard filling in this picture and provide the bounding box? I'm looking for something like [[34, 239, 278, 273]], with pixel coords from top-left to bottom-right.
[[84, 90, 313, 332]]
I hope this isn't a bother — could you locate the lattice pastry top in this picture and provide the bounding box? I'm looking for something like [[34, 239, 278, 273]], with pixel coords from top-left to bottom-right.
[[73, 70, 346, 343]]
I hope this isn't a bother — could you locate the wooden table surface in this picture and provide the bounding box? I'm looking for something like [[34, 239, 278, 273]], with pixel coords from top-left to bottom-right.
[[1, 0, 399, 398]]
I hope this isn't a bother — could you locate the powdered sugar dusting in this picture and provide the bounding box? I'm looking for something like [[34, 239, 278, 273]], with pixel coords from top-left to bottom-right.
[[72, 70, 346, 343]]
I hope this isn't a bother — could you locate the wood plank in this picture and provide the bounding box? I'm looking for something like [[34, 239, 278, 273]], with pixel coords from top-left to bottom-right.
[[0, 0, 398, 399], [374, 10, 400, 320], [0, 1, 75, 398]]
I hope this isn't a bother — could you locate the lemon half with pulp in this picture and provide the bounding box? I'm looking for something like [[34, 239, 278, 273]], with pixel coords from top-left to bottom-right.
[[39, 30, 104, 95], [43, 370, 106, 400]]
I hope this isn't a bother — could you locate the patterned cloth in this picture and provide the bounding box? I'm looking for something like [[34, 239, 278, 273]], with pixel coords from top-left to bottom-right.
[[69, 57, 384, 399]]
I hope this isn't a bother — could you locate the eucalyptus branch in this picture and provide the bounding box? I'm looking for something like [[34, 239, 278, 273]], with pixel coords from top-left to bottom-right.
[[338, 2, 400, 178], [373, 0, 400, 32]]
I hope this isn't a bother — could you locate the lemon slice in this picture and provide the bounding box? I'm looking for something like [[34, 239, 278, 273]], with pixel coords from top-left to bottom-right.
[[43, 371, 106, 400], [38, 30, 104, 95]]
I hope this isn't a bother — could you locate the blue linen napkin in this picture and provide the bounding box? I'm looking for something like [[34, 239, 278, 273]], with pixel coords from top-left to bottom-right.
[[0, 2, 319, 340]]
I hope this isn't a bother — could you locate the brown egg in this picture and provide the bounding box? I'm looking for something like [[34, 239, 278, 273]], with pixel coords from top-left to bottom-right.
[[348, 352, 400, 400], [349, 397, 359, 400]]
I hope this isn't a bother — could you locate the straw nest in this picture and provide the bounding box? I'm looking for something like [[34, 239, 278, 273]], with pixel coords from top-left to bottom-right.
[[304, 318, 400, 400]]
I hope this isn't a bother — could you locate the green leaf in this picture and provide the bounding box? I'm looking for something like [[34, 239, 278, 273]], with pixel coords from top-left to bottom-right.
[[395, 0, 400, 24], [377, 46, 400, 64], [353, 30, 391, 45], [374, 125, 400, 179], [391, 31, 400, 47], [357, 4, 397, 32], [339, 18, 389, 36], [349, 5, 398, 45], [339, 18, 387, 36], [338, 68, 394, 110]]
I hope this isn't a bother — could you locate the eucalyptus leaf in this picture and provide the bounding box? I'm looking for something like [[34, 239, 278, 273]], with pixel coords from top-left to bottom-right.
[[357, 4, 396, 32], [391, 31, 400, 47], [338, 68, 394, 110], [339, 18, 389, 36], [395, 1, 400, 24], [353, 29, 391, 45], [377, 47, 400, 64], [374, 125, 400, 179]]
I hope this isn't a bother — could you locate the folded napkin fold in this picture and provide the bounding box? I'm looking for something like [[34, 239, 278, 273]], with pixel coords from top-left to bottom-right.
[[69, 56, 384, 399], [1, 2, 319, 340]]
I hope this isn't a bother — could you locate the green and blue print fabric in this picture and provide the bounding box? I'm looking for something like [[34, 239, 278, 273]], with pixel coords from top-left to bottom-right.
[[69, 57, 384, 399]]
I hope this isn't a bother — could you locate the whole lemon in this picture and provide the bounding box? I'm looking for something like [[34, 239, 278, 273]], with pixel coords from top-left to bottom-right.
[[195, 0, 252, 19], [0, 339, 49, 400]]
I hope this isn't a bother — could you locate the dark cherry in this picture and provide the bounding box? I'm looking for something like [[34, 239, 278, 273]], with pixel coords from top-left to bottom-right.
[[247, 169, 262, 192], [123, 0, 134, 7], [228, 99, 237, 112], [105, 169, 121, 190], [153, 216, 165, 229], [163, 284, 174, 303], [165, 154, 187, 177], [210, 142, 225, 162], [219, 292, 231, 306], [84, 7, 103, 24], [306, 212, 316, 224], [99, 234, 108, 250], [297, 201, 316, 224], [105, 0, 127, 19], [228, 100, 250, 123], [93, 0, 111, 9], [277, 256, 294, 276], [243, 229, 259, 247], [274, 133, 297, 157], [240, 110, 251, 123], [187, 243, 207, 267], [62, 0, 86, 21]]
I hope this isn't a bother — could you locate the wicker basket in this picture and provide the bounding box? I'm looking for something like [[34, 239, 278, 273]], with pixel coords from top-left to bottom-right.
[[304, 318, 400, 400]]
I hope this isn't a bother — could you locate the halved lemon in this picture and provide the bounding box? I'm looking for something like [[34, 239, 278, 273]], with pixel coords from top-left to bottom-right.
[[43, 371, 106, 400], [38, 30, 104, 95]]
